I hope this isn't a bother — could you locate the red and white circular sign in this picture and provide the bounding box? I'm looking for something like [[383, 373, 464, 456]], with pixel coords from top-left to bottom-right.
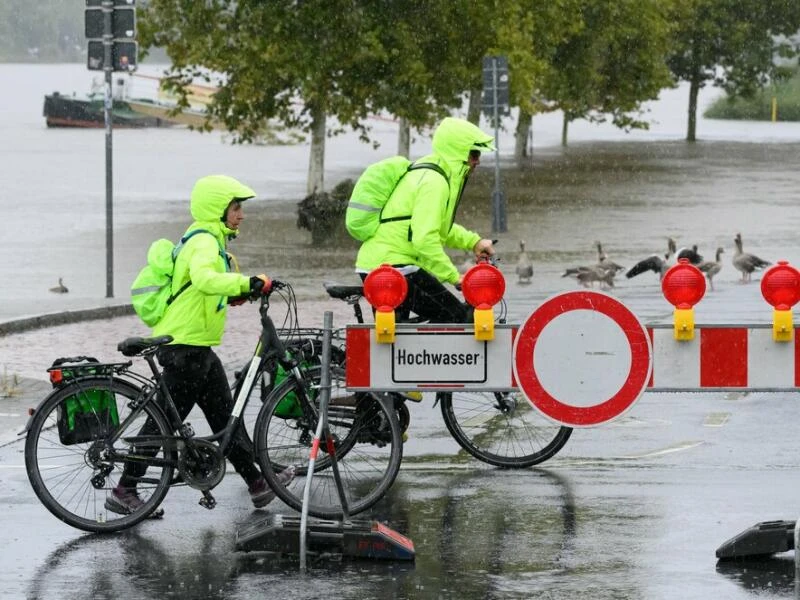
[[513, 290, 652, 427]]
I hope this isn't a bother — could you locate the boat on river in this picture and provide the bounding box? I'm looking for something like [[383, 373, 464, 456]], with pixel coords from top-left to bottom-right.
[[42, 73, 216, 129], [42, 91, 177, 128]]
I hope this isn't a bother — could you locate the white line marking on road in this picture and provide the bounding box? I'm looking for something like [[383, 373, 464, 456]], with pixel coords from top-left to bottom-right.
[[621, 441, 704, 459], [703, 412, 730, 427], [0, 413, 22, 417]]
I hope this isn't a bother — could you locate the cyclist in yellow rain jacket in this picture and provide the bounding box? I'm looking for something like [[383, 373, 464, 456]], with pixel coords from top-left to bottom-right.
[[108, 175, 290, 516], [355, 117, 496, 322]]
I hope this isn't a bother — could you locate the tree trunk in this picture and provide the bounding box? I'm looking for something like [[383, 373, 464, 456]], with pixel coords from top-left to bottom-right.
[[514, 108, 532, 169], [307, 105, 326, 195], [397, 117, 410, 157], [561, 113, 569, 146], [467, 87, 482, 125], [687, 73, 699, 142]]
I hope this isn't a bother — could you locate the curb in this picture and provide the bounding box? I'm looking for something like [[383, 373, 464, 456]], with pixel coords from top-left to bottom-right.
[[0, 304, 135, 337]]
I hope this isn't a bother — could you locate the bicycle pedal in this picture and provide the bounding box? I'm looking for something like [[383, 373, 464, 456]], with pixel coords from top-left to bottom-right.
[[402, 391, 423, 402], [198, 491, 216, 510]]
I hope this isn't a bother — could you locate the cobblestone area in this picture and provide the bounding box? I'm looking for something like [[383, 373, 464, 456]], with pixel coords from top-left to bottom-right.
[[0, 298, 355, 382]]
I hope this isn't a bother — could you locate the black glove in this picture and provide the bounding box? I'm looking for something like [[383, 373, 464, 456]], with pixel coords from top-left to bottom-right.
[[249, 274, 271, 297]]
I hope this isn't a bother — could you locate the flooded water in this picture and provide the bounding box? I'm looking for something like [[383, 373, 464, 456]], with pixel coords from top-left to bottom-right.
[[3, 63, 800, 323]]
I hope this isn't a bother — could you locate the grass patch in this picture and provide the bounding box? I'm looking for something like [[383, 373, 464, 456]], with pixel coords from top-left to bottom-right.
[[0, 366, 20, 398], [704, 69, 800, 121]]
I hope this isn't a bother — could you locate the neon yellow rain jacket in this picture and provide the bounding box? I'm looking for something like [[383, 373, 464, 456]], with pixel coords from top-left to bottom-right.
[[152, 175, 255, 346], [355, 117, 495, 284]]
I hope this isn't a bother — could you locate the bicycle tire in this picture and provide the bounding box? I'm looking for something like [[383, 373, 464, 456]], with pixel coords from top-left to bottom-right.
[[253, 365, 403, 519], [25, 377, 175, 533], [439, 390, 573, 468]]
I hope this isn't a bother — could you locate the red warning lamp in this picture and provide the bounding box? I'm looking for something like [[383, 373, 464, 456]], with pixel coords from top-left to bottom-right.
[[363, 265, 408, 343], [462, 263, 506, 340], [661, 258, 706, 341], [760, 260, 800, 342]]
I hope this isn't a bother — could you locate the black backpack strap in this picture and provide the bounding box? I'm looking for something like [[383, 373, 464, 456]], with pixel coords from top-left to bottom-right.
[[378, 162, 449, 224], [407, 161, 449, 185]]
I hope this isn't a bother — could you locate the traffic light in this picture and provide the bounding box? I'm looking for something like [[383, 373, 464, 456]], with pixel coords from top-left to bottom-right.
[[85, 0, 137, 72]]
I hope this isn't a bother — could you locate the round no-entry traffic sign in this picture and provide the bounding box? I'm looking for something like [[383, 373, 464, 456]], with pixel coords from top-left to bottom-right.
[[513, 290, 652, 427]]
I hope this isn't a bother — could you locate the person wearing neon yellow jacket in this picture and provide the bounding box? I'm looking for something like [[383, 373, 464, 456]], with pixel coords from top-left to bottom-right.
[[355, 117, 496, 322], [109, 175, 291, 517]]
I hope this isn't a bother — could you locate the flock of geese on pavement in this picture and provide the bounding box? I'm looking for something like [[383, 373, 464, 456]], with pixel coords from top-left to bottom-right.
[[508, 233, 772, 290]]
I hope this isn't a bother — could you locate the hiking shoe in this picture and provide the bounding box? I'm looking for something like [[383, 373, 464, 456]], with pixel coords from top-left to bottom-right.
[[249, 467, 296, 509], [105, 486, 164, 519]]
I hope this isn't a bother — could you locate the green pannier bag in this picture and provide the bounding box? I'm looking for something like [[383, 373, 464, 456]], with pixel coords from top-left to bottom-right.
[[345, 156, 449, 242], [130, 229, 218, 327], [57, 388, 120, 445], [49, 357, 121, 446], [273, 363, 306, 418]]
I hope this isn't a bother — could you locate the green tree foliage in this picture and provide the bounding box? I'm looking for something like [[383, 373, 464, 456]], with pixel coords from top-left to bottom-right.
[[540, 0, 675, 146], [138, 0, 488, 192], [667, 0, 800, 140]]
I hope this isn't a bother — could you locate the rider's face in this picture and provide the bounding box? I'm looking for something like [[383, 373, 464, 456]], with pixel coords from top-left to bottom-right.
[[224, 200, 244, 229], [467, 150, 481, 173]]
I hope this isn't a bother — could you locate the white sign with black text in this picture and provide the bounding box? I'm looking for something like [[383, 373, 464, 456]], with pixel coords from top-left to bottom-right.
[[367, 326, 515, 391]]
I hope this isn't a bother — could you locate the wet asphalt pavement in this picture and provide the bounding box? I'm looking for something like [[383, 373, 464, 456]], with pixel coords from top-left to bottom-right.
[[3, 281, 800, 599]]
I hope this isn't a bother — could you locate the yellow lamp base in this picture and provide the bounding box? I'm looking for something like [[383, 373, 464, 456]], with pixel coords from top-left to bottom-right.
[[375, 310, 396, 344], [773, 308, 794, 342], [673, 307, 695, 341], [473, 307, 494, 341]]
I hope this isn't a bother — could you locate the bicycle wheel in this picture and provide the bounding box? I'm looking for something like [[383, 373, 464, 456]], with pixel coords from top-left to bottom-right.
[[25, 377, 175, 533], [439, 390, 573, 468], [253, 365, 403, 519]]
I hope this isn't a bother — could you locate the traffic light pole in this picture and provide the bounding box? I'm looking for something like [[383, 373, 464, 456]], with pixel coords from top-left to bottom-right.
[[490, 60, 507, 233], [102, 0, 114, 298]]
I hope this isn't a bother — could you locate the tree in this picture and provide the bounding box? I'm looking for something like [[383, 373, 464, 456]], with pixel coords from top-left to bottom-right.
[[540, 0, 675, 146], [487, 0, 585, 166], [667, 0, 800, 141], [139, 1, 494, 193]]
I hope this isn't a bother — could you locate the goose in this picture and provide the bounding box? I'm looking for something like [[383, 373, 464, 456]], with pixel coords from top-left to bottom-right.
[[732, 233, 770, 283], [697, 247, 724, 290], [563, 242, 620, 290], [595, 241, 625, 277], [575, 265, 615, 289], [49, 277, 68, 294], [676, 244, 704, 265], [563, 264, 615, 289], [625, 237, 676, 281], [515, 240, 533, 284]]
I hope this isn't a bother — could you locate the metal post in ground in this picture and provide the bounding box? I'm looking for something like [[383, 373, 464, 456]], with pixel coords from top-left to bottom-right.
[[299, 311, 334, 571], [102, 0, 114, 298]]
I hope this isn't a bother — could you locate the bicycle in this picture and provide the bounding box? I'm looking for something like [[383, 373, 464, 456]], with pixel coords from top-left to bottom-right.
[[320, 272, 573, 469], [23, 281, 403, 532], [248, 269, 573, 522]]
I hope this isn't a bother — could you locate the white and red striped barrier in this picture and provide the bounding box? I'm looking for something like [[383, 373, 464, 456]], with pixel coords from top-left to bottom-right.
[[648, 325, 800, 391], [346, 260, 800, 427]]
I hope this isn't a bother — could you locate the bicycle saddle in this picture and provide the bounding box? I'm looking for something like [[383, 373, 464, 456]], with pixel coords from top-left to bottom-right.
[[117, 335, 174, 357], [323, 282, 364, 300]]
